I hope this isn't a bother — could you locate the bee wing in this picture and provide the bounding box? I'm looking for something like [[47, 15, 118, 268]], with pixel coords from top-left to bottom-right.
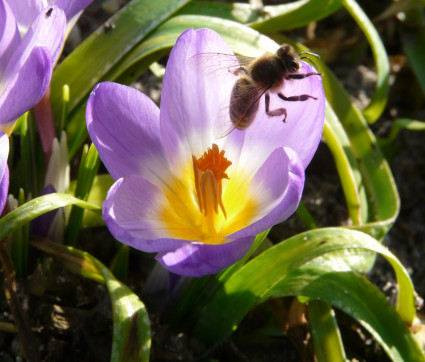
[[213, 83, 269, 139], [188, 52, 255, 77], [213, 111, 237, 139]]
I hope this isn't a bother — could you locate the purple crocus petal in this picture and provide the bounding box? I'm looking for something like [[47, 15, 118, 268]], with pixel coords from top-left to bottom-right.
[[160, 28, 238, 164], [241, 62, 325, 170], [0, 5, 65, 125], [0, 166, 9, 214], [0, 131, 9, 181], [3, 0, 46, 36], [0, 46, 51, 125], [0, 0, 20, 75], [1, 5, 65, 88], [86, 82, 169, 183], [55, 0, 93, 21], [17, 5, 65, 68], [228, 147, 304, 239], [103, 175, 188, 253], [155, 235, 255, 277], [0, 131, 9, 213]]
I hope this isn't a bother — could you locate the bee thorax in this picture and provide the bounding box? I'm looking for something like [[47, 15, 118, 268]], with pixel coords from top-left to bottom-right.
[[250, 56, 284, 86]]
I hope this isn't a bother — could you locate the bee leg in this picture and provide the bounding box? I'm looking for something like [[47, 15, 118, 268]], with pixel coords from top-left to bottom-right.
[[286, 72, 322, 80], [265, 93, 287, 122], [277, 93, 317, 102]]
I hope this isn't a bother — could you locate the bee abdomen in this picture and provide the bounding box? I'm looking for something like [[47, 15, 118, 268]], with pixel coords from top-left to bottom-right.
[[230, 78, 260, 130]]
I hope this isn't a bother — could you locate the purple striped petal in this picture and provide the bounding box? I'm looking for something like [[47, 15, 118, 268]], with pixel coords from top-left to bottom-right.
[[160, 28, 238, 164], [155, 235, 254, 277], [103, 175, 188, 253], [240, 62, 325, 169], [0, 46, 51, 125], [5, 0, 92, 34], [86, 82, 169, 183], [1, 6, 65, 86], [229, 147, 304, 239], [0, 0, 20, 75], [3, 0, 46, 36], [0, 5, 65, 125]]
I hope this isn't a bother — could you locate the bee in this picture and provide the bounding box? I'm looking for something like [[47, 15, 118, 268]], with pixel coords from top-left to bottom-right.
[[191, 44, 322, 137]]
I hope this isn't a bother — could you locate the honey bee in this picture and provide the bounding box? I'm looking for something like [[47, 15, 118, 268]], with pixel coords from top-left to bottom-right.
[[191, 44, 322, 138]]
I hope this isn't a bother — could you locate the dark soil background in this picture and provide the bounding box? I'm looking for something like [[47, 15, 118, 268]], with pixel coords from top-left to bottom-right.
[[1, 0, 424, 361]]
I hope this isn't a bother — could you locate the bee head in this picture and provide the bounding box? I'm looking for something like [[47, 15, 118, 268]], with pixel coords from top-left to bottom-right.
[[277, 45, 301, 73]]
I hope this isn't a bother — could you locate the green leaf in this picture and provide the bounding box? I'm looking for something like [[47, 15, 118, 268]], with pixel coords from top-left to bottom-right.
[[0, 193, 100, 240], [251, 0, 341, 32], [110, 245, 130, 282], [314, 48, 399, 240], [263, 33, 398, 242], [295, 202, 318, 229], [339, 0, 390, 123], [194, 228, 416, 345], [266, 266, 424, 362], [30, 239, 151, 361], [18, 112, 41, 196], [309, 301, 346, 362], [91, 253, 150, 361], [171, 229, 270, 324], [11, 189, 29, 277], [65, 144, 101, 246], [381, 118, 425, 144], [401, 25, 425, 97], [176, 0, 342, 32], [323, 103, 367, 225], [79, 174, 114, 228]]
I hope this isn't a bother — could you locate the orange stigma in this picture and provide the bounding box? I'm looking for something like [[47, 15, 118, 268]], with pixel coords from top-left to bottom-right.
[[192, 144, 231, 228]]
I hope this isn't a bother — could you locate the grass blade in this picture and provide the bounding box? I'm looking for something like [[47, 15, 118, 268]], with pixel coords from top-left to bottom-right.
[[0, 193, 100, 240], [31, 238, 151, 361], [309, 301, 346, 362]]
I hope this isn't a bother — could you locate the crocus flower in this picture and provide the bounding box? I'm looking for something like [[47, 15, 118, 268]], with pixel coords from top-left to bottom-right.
[[0, 2, 66, 130], [86, 28, 325, 277]]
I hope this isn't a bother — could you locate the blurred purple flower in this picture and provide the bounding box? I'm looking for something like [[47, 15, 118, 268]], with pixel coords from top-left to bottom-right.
[[4, 0, 93, 36], [0, 2, 66, 130], [0, 131, 9, 214], [86, 29, 325, 277]]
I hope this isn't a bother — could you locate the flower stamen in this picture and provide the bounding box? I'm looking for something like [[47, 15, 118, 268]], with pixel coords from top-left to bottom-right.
[[193, 144, 232, 225]]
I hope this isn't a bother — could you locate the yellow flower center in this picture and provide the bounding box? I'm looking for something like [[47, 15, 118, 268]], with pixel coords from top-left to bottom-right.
[[159, 144, 259, 245]]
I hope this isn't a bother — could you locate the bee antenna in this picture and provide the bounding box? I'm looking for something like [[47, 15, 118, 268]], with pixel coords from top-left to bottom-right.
[[299, 51, 320, 59], [300, 56, 320, 72]]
